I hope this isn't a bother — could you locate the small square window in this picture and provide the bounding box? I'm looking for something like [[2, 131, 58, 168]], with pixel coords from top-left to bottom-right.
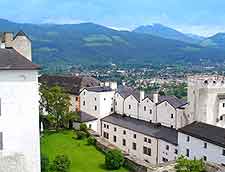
[[222, 149, 225, 156], [104, 98, 106, 101], [133, 134, 136, 139], [166, 145, 169, 150], [187, 136, 190, 142], [204, 142, 207, 148], [144, 106, 146, 111], [107, 125, 109, 129], [104, 124, 106, 128], [171, 125, 173, 128], [220, 116, 223, 121], [114, 127, 117, 132], [123, 130, 126, 135], [132, 142, 137, 150], [203, 156, 207, 161], [171, 114, 174, 118], [148, 139, 151, 143], [150, 109, 152, 114], [144, 137, 147, 142], [94, 97, 97, 101], [83, 101, 85, 106], [129, 105, 131, 109]]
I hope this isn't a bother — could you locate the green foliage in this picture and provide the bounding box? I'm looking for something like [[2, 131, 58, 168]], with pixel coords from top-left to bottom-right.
[[105, 149, 124, 170], [39, 85, 74, 131], [164, 83, 187, 99], [51, 155, 71, 172], [175, 156, 206, 172], [41, 154, 50, 172], [80, 123, 88, 132], [76, 131, 87, 140], [87, 136, 96, 145]]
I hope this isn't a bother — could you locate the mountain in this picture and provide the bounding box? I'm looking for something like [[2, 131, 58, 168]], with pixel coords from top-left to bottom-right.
[[200, 33, 225, 48], [0, 19, 225, 68], [133, 24, 201, 44]]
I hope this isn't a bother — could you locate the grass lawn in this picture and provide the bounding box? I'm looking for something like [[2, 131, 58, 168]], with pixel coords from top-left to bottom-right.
[[41, 130, 129, 172]]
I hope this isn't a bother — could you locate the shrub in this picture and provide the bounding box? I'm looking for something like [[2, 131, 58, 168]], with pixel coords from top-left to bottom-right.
[[105, 149, 124, 170], [41, 154, 49, 172], [87, 136, 96, 145], [79, 123, 88, 132], [175, 156, 206, 172], [51, 155, 71, 172], [76, 130, 87, 140]]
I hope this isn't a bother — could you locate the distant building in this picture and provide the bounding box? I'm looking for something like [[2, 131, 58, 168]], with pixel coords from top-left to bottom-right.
[[0, 32, 40, 172], [178, 122, 225, 166], [188, 75, 225, 128], [39, 75, 100, 112]]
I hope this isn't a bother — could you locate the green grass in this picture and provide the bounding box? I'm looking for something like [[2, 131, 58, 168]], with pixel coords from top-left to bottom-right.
[[41, 130, 128, 172]]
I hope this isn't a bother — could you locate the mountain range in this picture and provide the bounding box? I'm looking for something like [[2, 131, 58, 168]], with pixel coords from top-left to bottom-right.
[[0, 19, 225, 68]]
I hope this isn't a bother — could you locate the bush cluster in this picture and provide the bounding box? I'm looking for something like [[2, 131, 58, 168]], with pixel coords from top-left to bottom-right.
[[105, 149, 124, 170]]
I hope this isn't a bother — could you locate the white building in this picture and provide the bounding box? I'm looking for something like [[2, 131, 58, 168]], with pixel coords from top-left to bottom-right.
[[101, 114, 178, 164], [80, 84, 116, 133], [188, 75, 225, 128], [178, 122, 225, 166], [0, 32, 40, 172]]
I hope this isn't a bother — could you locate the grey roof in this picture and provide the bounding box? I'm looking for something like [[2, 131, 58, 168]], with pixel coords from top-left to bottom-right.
[[84, 86, 113, 92], [179, 122, 225, 148], [39, 75, 100, 95], [0, 48, 39, 70], [102, 113, 178, 145], [79, 111, 97, 122], [157, 96, 187, 109], [117, 85, 134, 98]]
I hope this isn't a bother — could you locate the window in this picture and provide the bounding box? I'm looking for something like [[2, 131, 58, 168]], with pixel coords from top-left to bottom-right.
[[113, 136, 117, 142], [204, 142, 207, 149], [89, 124, 92, 129], [162, 157, 168, 162], [171, 125, 173, 128], [143, 146, 151, 156], [107, 125, 109, 129], [123, 130, 126, 135], [186, 149, 189, 157], [203, 156, 207, 161], [122, 139, 126, 146], [220, 116, 223, 121], [75, 97, 79, 101], [175, 149, 178, 154], [187, 136, 190, 142], [222, 149, 225, 156], [129, 105, 131, 109], [94, 106, 97, 111], [114, 127, 117, 132], [83, 101, 85, 106], [223, 103, 225, 108], [83, 91, 86, 95], [104, 98, 106, 101], [103, 132, 109, 139], [111, 108, 114, 112], [132, 142, 137, 150], [94, 97, 97, 101], [144, 137, 147, 142], [133, 134, 136, 139], [171, 114, 174, 118], [165, 102, 167, 106], [150, 109, 152, 114], [148, 138, 151, 143], [104, 124, 106, 128], [144, 106, 146, 111], [166, 145, 169, 150]]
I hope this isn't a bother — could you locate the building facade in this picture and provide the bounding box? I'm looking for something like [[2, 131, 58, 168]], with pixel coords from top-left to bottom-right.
[[0, 32, 40, 172]]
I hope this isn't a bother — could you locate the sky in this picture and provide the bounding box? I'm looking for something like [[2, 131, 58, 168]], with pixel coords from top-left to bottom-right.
[[1, 0, 225, 36]]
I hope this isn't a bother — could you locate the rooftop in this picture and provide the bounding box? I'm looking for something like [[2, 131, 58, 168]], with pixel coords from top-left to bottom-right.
[[0, 48, 39, 70], [84, 86, 113, 92], [39, 75, 100, 95], [79, 111, 97, 122], [179, 122, 225, 148], [102, 113, 178, 145]]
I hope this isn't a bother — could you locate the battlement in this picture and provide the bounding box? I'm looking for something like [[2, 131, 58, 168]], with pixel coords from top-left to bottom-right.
[[188, 75, 225, 88]]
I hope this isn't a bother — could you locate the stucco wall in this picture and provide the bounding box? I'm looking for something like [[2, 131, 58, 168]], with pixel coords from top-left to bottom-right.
[[115, 93, 124, 115], [124, 95, 139, 119], [0, 70, 40, 172], [139, 98, 155, 122]]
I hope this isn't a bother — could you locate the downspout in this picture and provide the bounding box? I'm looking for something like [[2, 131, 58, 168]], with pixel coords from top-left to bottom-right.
[[156, 139, 159, 164]]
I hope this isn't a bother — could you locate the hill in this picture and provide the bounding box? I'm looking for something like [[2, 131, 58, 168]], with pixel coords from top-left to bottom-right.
[[133, 24, 202, 44], [0, 19, 225, 68]]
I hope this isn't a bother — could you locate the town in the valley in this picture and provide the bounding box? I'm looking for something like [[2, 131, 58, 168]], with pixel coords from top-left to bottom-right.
[[1, 30, 225, 172]]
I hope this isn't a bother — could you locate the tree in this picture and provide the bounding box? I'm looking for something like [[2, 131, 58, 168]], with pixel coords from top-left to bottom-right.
[[76, 131, 87, 140], [51, 155, 71, 172], [175, 156, 206, 172], [41, 154, 50, 172], [105, 149, 124, 170], [39, 85, 75, 131], [80, 123, 88, 132], [87, 136, 96, 145]]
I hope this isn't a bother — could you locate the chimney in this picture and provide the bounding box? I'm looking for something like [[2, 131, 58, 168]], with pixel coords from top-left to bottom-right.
[[140, 90, 145, 101], [153, 93, 159, 104], [3, 32, 13, 48], [110, 82, 117, 90], [105, 82, 110, 87]]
